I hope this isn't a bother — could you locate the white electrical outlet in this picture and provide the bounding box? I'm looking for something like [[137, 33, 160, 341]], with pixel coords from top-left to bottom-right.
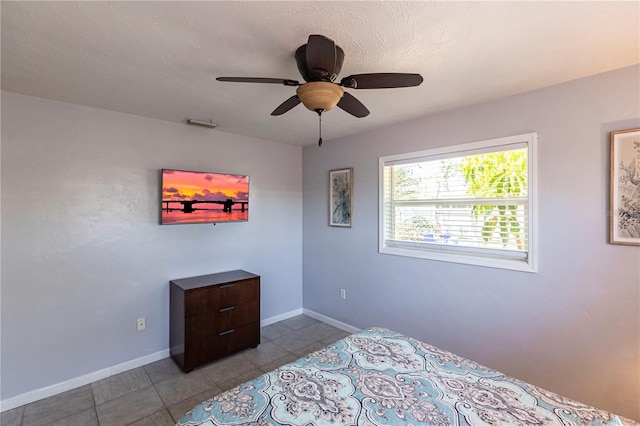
[[136, 317, 146, 332], [340, 289, 346, 300]]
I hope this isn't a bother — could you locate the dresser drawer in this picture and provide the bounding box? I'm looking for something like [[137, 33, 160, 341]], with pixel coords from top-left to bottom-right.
[[214, 321, 260, 358], [185, 278, 259, 316], [186, 300, 259, 337], [184, 322, 260, 369]]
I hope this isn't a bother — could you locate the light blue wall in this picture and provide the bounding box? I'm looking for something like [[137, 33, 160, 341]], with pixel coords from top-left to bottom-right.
[[1, 92, 303, 402], [302, 65, 640, 420]]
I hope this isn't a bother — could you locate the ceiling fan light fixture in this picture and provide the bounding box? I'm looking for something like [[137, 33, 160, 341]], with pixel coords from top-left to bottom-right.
[[296, 82, 344, 112]]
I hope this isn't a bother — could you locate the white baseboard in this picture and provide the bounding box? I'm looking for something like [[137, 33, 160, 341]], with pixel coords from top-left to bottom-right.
[[260, 308, 303, 327], [0, 309, 353, 413], [303, 309, 360, 334], [0, 349, 169, 413]]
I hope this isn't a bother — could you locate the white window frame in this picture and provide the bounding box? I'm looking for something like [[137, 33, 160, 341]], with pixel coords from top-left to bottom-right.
[[379, 133, 538, 272]]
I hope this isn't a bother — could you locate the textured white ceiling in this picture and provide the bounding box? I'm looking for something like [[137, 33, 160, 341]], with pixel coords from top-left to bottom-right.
[[2, 1, 639, 146]]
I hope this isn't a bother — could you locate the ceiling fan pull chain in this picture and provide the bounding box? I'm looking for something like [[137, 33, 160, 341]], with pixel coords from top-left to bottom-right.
[[317, 110, 323, 146]]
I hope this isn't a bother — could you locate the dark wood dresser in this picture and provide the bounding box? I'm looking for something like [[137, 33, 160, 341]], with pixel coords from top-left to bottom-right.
[[169, 270, 260, 372]]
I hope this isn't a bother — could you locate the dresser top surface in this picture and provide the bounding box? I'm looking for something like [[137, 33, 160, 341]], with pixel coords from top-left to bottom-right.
[[170, 270, 259, 290]]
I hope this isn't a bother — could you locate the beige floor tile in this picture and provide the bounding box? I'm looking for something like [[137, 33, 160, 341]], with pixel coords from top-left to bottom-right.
[[242, 341, 290, 367], [153, 369, 215, 407], [292, 341, 330, 358], [216, 367, 264, 393], [260, 322, 293, 341], [128, 408, 175, 426], [22, 386, 94, 426], [95, 386, 164, 426], [143, 357, 183, 384], [301, 322, 343, 340], [259, 353, 299, 373], [200, 352, 256, 385], [167, 386, 223, 423], [281, 315, 319, 330], [0, 406, 23, 426], [46, 407, 98, 426], [321, 330, 351, 344], [271, 328, 318, 352], [91, 367, 151, 405]]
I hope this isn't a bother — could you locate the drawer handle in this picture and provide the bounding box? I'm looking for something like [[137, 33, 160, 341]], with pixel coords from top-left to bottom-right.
[[219, 329, 235, 336], [218, 306, 235, 313], [219, 284, 235, 289]]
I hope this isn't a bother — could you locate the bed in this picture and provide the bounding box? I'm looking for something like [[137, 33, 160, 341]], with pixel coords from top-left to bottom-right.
[[177, 327, 635, 426]]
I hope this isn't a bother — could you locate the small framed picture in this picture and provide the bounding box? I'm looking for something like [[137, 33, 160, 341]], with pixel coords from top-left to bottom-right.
[[329, 168, 353, 227], [610, 128, 640, 245]]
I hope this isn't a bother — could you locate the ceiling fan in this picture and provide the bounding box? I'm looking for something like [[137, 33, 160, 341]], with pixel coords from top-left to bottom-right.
[[217, 34, 423, 145]]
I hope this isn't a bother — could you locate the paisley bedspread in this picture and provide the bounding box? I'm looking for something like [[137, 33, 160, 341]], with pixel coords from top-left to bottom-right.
[[177, 327, 635, 426]]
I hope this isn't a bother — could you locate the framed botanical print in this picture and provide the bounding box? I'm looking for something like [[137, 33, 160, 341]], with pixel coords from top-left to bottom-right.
[[610, 128, 640, 245], [329, 168, 353, 227]]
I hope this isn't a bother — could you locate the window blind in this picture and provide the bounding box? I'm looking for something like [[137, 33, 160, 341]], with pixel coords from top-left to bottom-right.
[[379, 133, 537, 272]]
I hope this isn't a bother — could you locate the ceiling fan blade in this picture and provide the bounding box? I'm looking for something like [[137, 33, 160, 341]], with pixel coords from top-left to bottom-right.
[[340, 73, 423, 89], [217, 77, 299, 86], [305, 35, 336, 80], [271, 95, 301, 116], [337, 92, 370, 118]]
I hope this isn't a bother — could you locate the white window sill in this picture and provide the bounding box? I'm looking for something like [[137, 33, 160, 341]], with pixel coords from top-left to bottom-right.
[[379, 244, 537, 273]]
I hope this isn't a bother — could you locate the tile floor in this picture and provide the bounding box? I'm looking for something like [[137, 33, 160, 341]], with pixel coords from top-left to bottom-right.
[[1, 315, 351, 426]]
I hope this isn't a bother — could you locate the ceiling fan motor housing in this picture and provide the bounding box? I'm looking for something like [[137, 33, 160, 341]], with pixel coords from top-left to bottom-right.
[[295, 44, 345, 82], [296, 82, 344, 112]]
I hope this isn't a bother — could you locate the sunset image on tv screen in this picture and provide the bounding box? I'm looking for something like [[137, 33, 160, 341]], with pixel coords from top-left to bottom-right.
[[161, 169, 249, 224]]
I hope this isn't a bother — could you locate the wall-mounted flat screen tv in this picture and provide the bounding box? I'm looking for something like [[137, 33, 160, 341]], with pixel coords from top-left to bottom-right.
[[161, 169, 249, 225]]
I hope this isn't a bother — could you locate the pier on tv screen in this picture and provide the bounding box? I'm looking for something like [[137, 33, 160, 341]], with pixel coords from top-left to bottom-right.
[[161, 169, 249, 225]]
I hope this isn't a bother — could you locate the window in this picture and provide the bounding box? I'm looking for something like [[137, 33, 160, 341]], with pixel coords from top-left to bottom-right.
[[379, 133, 537, 272]]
